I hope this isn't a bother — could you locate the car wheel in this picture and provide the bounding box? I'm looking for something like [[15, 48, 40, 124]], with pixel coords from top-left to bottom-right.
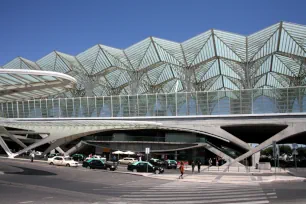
[[50, 162, 54, 165], [66, 164, 70, 167], [133, 169, 137, 172]]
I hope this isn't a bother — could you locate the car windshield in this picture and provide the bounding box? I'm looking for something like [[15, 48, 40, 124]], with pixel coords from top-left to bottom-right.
[[132, 162, 140, 166], [169, 161, 176, 164], [65, 157, 72, 160]]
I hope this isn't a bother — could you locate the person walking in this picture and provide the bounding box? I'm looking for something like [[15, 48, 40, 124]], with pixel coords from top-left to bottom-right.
[[209, 158, 212, 167], [30, 151, 35, 162], [197, 160, 201, 173], [191, 160, 195, 174], [179, 162, 185, 179]]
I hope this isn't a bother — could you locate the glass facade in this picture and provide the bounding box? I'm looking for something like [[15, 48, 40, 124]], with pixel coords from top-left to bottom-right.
[[1, 86, 305, 118]]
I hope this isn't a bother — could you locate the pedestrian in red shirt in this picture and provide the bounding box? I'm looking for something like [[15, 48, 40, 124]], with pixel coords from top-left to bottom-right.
[[179, 162, 185, 179]]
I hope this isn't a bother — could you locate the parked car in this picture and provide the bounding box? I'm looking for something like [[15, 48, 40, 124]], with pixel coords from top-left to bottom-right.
[[48, 156, 79, 167], [127, 161, 164, 174], [35, 151, 43, 156], [85, 155, 103, 161], [71, 154, 85, 161], [83, 158, 103, 168], [149, 158, 164, 167], [119, 157, 137, 165], [84, 157, 106, 163], [48, 153, 60, 158], [165, 160, 177, 169], [88, 159, 117, 171]]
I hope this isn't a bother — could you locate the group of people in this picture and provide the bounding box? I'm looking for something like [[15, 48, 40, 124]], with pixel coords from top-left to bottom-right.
[[178, 158, 223, 179], [178, 160, 202, 179]]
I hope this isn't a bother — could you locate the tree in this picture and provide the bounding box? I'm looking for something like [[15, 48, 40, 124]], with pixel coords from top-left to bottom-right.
[[279, 145, 292, 156], [261, 147, 273, 156], [297, 147, 306, 159]]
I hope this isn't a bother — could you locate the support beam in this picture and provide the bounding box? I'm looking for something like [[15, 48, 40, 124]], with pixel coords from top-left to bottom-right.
[[40, 134, 65, 156], [0, 127, 27, 148], [0, 136, 13, 157], [65, 141, 85, 156], [203, 142, 244, 167]]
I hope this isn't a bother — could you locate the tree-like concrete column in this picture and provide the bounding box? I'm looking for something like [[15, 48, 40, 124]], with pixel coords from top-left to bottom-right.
[[230, 123, 306, 166]]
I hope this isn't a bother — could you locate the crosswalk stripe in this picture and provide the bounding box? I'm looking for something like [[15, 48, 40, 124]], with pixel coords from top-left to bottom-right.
[[140, 187, 263, 193], [132, 190, 265, 195], [122, 197, 268, 203], [122, 193, 267, 201], [222, 201, 269, 204], [124, 191, 266, 197]]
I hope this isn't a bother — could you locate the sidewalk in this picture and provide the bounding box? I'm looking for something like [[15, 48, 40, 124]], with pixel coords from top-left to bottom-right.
[[146, 173, 306, 184], [287, 168, 306, 178], [185, 165, 288, 174]]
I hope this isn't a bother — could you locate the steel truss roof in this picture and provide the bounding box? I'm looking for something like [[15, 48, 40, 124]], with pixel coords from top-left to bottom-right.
[[2, 21, 306, 98]]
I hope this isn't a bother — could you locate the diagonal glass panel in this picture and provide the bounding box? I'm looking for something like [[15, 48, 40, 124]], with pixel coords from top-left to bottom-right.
[[272, 55, 297, 77], [182, 30, 212, 65], [3, 57, 30, 70], [214, 35, 242, 62], [282, 22, 306, 55], [152, 37, 185, 66], [248, 23, 280, 61], [37, 52, 70, 73], [124, 38, 159, 70], [214, 30, 246, 61]]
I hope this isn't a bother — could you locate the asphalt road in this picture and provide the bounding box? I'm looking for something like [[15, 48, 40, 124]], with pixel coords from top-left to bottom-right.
[[1, 159, 306, 204]]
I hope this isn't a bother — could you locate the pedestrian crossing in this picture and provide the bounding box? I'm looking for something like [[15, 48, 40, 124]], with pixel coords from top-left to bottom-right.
[[106, 181, 277, 204]]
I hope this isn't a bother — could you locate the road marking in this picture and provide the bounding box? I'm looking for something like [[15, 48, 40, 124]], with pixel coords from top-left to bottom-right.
[[140, 188, 263, 193], [42, 197, 53, 199], [125, 190, 266, 197], [123, 192, 267, 200], [266, 192, 276, 195], [268, 196, 278, 199], [19, 201, 34, 204], [222, 201, 269, 204]]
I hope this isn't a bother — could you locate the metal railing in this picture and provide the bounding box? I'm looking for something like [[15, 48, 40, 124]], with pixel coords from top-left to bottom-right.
[[1, 86, 306, 118]]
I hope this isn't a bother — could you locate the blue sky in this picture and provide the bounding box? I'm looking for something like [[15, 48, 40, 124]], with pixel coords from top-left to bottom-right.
[[0, 0, 306, 65]]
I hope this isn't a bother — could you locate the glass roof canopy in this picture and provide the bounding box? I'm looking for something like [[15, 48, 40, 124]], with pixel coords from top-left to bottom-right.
[[2, 21, 306, 98], [0, 68, 76, 102]]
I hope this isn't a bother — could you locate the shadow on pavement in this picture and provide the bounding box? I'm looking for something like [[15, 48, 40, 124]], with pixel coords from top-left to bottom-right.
[[5, 166, 57, 176]]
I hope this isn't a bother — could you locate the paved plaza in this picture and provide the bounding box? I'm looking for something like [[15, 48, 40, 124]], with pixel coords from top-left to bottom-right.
[[1, 158, 306, 204]]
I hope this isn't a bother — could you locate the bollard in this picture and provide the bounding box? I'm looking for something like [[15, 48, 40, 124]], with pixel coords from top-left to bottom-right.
[[238, 166, 239, 172]]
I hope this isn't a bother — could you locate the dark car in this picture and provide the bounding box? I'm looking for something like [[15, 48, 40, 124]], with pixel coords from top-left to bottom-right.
[[165, 160, 177, 169], [149, 158, 164, 167], [127, 161, 164, 174], [87, 159, 117, 171], [72, 154, 85, 161]]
